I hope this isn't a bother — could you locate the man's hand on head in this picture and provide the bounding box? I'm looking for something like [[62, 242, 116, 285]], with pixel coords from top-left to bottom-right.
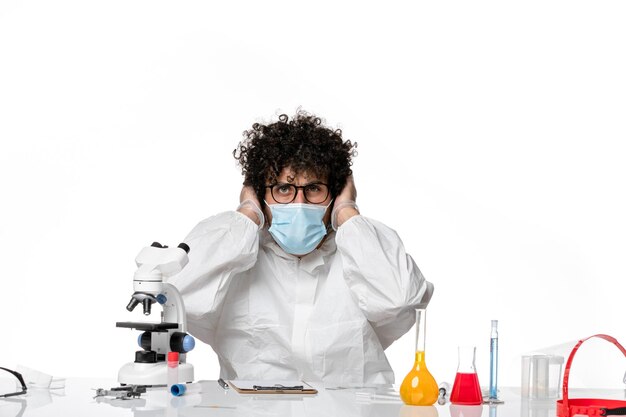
[[238, 185, 264, 226], [332, 176, 359, 229]]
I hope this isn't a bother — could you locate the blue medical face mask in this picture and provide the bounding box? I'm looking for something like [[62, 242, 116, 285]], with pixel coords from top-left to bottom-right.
[[266, 201, 332, 256]]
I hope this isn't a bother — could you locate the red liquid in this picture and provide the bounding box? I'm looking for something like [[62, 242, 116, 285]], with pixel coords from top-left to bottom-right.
[[450, 372, 482, 405]]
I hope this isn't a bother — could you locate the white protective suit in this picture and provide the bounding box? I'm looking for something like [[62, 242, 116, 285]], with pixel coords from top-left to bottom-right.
[[169, 210, 433, 384]]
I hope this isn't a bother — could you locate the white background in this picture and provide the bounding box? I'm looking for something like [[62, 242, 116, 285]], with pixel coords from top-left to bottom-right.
[[1, 1, 625, 390]]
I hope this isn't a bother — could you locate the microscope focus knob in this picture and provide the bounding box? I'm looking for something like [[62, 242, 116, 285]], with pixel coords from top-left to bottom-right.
[[138, 332, 151, 350], [170, 332, 195, 353]]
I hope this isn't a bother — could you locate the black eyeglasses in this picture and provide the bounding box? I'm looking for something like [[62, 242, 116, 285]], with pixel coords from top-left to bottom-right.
[[265, 182, 330, 204], [0, 367, 27, 398]]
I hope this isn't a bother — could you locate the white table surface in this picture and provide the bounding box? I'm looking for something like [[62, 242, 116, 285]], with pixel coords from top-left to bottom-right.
[[1, 378, 625, 417]]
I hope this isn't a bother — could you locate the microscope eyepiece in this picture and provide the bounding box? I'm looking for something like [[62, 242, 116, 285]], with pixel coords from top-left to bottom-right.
[[178, 243, 190, 254]]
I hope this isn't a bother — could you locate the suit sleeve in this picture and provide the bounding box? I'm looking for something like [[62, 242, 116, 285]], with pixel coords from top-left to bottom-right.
[[169, 211, 260, 345], [335, 215, 434, 348]]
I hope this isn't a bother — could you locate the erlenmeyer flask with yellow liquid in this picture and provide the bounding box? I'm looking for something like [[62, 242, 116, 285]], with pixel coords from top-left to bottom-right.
[[400, 308, 439, 405]]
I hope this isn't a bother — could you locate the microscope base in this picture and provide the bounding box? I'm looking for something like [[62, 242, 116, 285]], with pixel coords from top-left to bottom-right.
[[118, 362, 194, 386]]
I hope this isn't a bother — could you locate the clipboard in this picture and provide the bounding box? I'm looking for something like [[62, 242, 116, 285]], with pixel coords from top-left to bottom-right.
[[227, 380, 318, 395]]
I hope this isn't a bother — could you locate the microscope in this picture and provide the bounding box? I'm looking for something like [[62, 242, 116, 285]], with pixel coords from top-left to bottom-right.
[[116, 242, 195, 386]]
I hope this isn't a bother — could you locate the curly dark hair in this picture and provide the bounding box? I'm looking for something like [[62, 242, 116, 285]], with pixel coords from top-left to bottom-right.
[[233, 110, 357, 208]]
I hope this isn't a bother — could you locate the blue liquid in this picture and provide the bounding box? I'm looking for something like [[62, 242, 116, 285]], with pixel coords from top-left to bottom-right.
[[489, 337, 498, 398]]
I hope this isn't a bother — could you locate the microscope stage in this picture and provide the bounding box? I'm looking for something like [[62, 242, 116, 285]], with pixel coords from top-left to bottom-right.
[[115, 321, 179, 331]]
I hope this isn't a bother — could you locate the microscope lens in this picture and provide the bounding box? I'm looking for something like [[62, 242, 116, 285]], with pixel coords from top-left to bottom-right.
[[126, 297, 140, 312], [143, 298, 152, 316]]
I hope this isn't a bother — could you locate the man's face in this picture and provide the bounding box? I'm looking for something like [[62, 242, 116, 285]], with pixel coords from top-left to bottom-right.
[[263, 167, 332, 226]]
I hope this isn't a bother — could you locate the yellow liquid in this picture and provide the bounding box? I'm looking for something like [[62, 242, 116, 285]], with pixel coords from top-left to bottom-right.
[[399, 351, 439, 406]]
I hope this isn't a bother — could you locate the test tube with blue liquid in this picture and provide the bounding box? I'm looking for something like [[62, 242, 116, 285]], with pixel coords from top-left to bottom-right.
[[488, 320, 504, 404], [489, 320, 498, 398]]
